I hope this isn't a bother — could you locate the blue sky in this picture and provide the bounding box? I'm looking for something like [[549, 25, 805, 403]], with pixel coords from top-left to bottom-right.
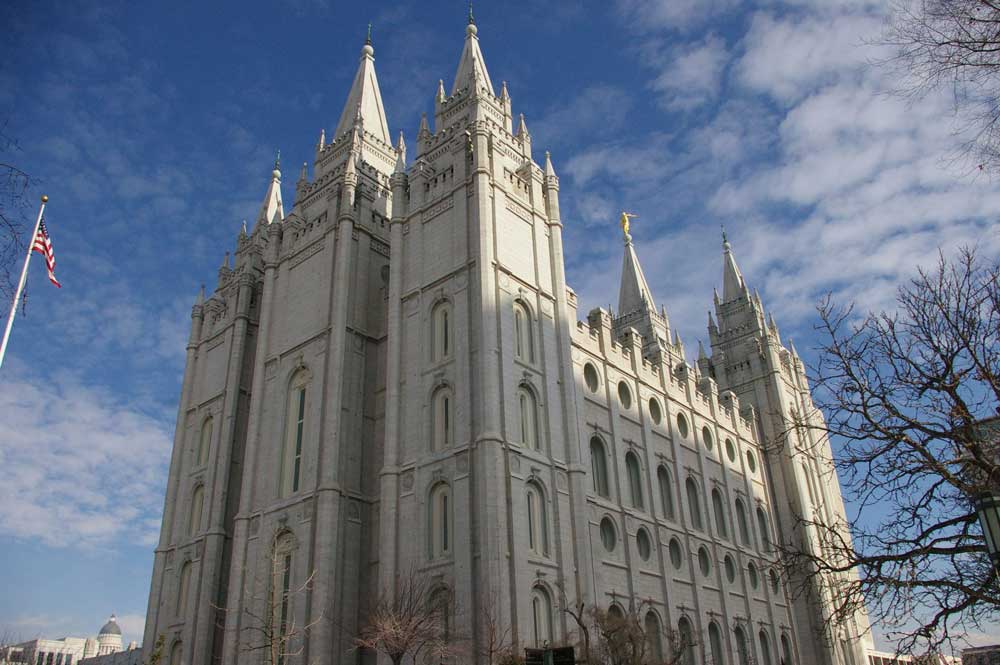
[[1, 0, 998, 652]]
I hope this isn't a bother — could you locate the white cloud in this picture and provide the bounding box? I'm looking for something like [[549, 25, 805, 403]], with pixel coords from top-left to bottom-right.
[[0, 370, 172, 548], [650, 34, 729, 111], [616, 0, 739, 32]]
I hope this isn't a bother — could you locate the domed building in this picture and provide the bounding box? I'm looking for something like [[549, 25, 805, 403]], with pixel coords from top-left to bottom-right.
[[95, 616, 123, 656], [0, 614, 136, 665]]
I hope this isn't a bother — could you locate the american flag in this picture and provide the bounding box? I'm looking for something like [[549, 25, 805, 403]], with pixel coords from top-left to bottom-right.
[[32, 217, 61, 288]]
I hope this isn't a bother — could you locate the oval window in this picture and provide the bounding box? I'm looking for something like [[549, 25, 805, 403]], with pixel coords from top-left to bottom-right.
[[649, 398, 662, 425], [584, 363, 599, 393], [725, 438, 736, 462], [637, 529, 652, 561], [669, 538, 683, 570], [748, 561, 759, 589], [746, 450, 757, 473], [618, 382, 632, 410], [698, 546, 711, 577], [600, 517, 617, 552], [676, 413, 689, 439], [702, 426, 714, 451], [724, 554, 736, 583]]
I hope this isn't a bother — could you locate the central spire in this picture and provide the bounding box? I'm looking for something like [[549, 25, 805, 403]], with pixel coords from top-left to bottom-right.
[[333, 36, 391, 145], [618, 221, 657, 316], [451, 17, 495, 97], [721, 230, 747, 303]]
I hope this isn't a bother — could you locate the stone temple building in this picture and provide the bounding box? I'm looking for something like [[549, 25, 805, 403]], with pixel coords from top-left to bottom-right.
[[142, 16, 874, 665]]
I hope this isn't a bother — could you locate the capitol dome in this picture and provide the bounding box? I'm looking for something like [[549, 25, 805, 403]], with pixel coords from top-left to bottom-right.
[[99, 614, 122, 636]]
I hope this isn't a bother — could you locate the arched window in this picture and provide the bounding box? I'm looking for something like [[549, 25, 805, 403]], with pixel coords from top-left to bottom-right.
[[685, 477, 703, 530], [608, 604, 625, 621], [590, 437, 609, 498], [708, 621, 726, 665], [677, 617, 695, 665], [429, 587, 452, 644], [757, 507, 772, 552], [197, 417, 212, 467], [625, 452, 644, 510], [176, 562, 192, 618], [189, 485, 204, 536], [272, 532, 295, 665], [169, 641, 183, 665], [780, 634, 794, 665], [759, 629, 774, 665], [280, 370, 309, 497], [526, 482, 549, 556], [432, 387, 454, 451], [431, 301, 452, 362], [530, 586, 553, 646], [429, 483, 452, 558], [645, 611, 663, 662], [518, 387, 540, 450], [514, 300, 535, 363], [658, 466, 675, 519], [734, 626, 751, 665], [712, 488, 729, 539], [736, 498, 751, 546]]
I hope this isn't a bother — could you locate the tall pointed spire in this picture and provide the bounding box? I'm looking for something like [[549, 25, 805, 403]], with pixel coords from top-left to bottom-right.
[[333, 35, 391, 145], [618, 220, 657, 316], [255, 155, 285, 227], [722, 228, 746, 303], [451, 15, 495, 96]]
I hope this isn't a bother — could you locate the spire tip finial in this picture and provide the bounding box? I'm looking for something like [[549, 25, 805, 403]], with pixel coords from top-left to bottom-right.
[[620, 211, 638, 242], [366, 21, 372, 45], [721, 224, 730, 249], [469, 0, 475, 24]]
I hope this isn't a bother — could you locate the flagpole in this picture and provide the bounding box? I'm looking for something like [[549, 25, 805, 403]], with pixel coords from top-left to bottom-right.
[[0, 195, 48, 371]]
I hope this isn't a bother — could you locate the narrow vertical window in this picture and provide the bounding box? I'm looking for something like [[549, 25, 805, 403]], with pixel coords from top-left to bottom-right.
[[709, 622, 725, 665], [686, 477, 703, 530], [757, 507, 771, 552], [429, 483, 452, 558], [590, 437, 609, 498], [658, 465, 675, 519], [712, 488, 729, 539], [432, 388, 454, 451], [645, 612, 662, 662], [759, 630, 774, 665], [197, 417, 212, 466], [281, 371, 309, 498], [735, 627, 750, 665], [430, 588, 451, 643], [277, 553, 291, 665], [626, 452, 644, 510], [169, 642, 182, 665], [176, 562, 192, 618], [272, 532, 295, 665], [527, 482, 549, 556], [514, 301, 534, 363], [736, 498, 750, 546], [518, 387, 539, 450], [431, 301, 453, 362], [677, 617, 695, 665], [780, 634, 794, 665], [530, 587, 553, 646], [189, 485, 204, 536]]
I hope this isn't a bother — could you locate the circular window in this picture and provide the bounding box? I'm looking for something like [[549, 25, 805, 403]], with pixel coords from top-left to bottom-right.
[[649, 398, 662, 425], [725, 438, 736, 462], [637, 528, 652, 561], [618, 382, 632, 410], [600, 517, 617, 552], [702, 426, 714, 451], [748, 561, 759, 589], [769, 568, 780, 594], [584, 363, 599, 393], [669, 538, 683, 570], [698, 546, 711, 577], [724, 554, 736, 583], [676, 413, 689, 439], [746, 450, 757, 473]]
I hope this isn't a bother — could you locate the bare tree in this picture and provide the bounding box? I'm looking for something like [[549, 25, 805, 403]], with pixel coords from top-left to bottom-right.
[[219, 532, 321, 665], [354, 572, 459, 665], [478, 586, 514, 665], [562, 599, 695, 665], [781, 247, 1000, 654], [0, 122, 33, 299], [880, 0, 1000, 172]]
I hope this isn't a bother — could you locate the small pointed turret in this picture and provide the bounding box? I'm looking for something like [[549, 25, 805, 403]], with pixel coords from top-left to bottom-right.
[[318, 128, 326, 150], [221, 251, 230, 270], [196, 284, 205, 307], [299, 162, 308, 182], [451, 15, 495, 96], [437, 79, 446, 103], [517, 113, 529, 138], [722, 230, 747, 303], [418, 113, 430, 137], [544, 151, 557, 178], [618, 226, 657, 316], [708, 310, 717, 331], [239, 219, 248, 239], [254, 156, 285, 227], [500, 80, 509, 103], [394, 131, 407, 173], [333, 37, 391, 145], [698, 340, 708, 361]]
